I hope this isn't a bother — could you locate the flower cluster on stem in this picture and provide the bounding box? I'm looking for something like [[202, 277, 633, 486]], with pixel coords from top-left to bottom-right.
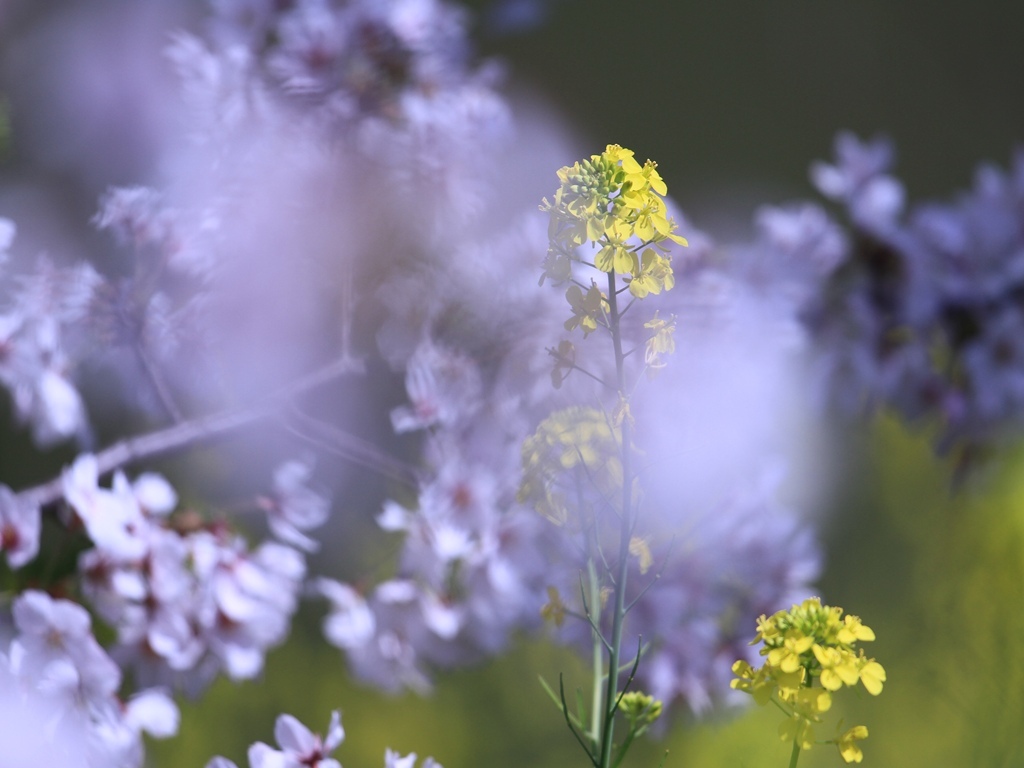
[[731, 597, 886, 765], [525, 144, 688, 768]]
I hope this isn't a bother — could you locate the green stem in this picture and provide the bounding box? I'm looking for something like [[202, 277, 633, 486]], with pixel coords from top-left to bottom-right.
[[588, 556, 603, 749], [598, 269, 634, 768], [787, 740, 801, 768]]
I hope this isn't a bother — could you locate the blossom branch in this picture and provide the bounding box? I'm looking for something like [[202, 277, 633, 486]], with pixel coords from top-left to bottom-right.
[[17, 356, 405, 507]]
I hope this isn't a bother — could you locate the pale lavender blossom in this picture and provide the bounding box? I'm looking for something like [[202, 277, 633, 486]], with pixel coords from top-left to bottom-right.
[[207, 0, 478, 127], [92, 186, 178, 253], [0, 254, 99, 447], [258, 459, 331, 552], [5, 591, 180, 767], [803, 135, 1024, 453], [165, 31, 269, 143], [266, 2, 347, 99], [196, 536, 306, 681], [206, 0, 279, 48], [13, 364, 88, 446], [318, 578, 377, 650], [86, 688, 180, 768], [384, 750, 442, 768], [65, 458, 308, 695], [63, 455, 151, 562], [0, 657, 89, 767], [390, 340, 483, 432], [558, 469, 823, 718], [0, 485, 41, 568], [11, 590, 113, 683], [205, 710, 441, 768], [339, 579, 433, 694], [248, 710, 344, 768], [810, 131, 905, 233], [751, 202, 848, 281], [324, 426, 556, 689]]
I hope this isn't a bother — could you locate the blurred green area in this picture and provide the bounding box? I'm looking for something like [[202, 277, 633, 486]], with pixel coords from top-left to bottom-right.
[[150, 418, 1024, 768]]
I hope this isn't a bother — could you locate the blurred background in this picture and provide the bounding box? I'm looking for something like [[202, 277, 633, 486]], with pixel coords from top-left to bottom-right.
[[2, 0, 1024, 766]]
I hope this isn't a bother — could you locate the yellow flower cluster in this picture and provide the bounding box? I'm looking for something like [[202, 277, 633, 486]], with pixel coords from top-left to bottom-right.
[[540, 144, 687, 301], [517, 407, 622, 527], [731, 597, 886, 764]]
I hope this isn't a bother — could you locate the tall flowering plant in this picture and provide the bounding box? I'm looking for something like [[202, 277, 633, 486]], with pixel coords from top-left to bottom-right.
[[520, 144, 686, 768]]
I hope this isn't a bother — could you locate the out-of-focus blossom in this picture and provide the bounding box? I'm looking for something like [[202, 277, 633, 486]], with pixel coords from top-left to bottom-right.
[[0, 485, 41, 568], [93, 186, 178, 253], [248, 711, 344, 768], [810, 132, 905, 234], [390, 340, 483, 432], [384, 749, 442, 768], [628, 470, 822, 715], [4, 590, 179, 768], [65, 456, 307, 695], [205, 710, 442, 768], [804, 135, 1024, 455], [258, 459, 331, 552], [0, 658, 89, 767], [0, 248, 99, 447], [318, 578, 377, 649]]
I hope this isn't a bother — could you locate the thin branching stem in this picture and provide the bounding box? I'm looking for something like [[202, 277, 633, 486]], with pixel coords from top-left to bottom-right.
[[16, 356, 377, 507], [134, 341, 184, 423], [569, 364, 614, 391], [578, 570, 613, 654], [625, 535, 677, 613], [561, 674, 600, 767]]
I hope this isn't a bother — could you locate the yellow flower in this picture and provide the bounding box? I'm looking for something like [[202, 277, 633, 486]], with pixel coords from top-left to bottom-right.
[[836, 725, 869, 763], [782, 685, 832, 719], [733, 599, 885, 762], [837, 614, 876, 644], [778, 715, 816, 752], [858, 658, 886, 695], [563, 283, 607, 336], [603, 144, 643, 175], [629, 249, 675, 299], [730, 660, 774, 706], [629, 536, 653, 574], [812, 645, 861, 690], [518, 407, 623, 528], [639, 160, 668, 196], [542, 145, 687, 297], [594, 219, 635, 274], [644, 312, 676, 368], [767, 629, 814, 673], [753, 613, 780, 644], [625, 191, 671, 242], [540, 586, 567, 627]]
